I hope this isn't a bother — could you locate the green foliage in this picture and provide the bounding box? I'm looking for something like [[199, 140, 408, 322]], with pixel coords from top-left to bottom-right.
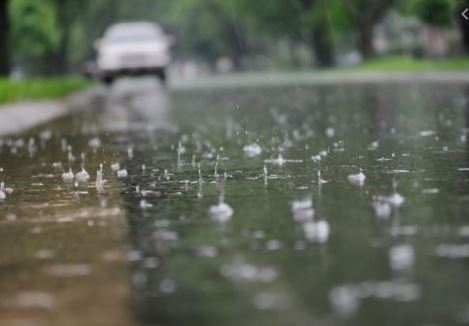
[[405, 0, 453, 27], [0, 78, 90, 103], [8, 0, 352, 72], [10, 0, 58, 61], [165, 0, 229, 61], [164, 0, 258, 67], [6, 0, 463, 74]]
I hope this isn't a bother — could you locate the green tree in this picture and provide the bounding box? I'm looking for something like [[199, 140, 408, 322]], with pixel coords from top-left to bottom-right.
[[165, 0, 252, 69], [49, 0, 81, 73], [241, 0, 339, 67], [409, 0, 452, 26], [10, 0, 59, 74], [405, 0, 469, 55], [456, 0, 469, 54], [344, 0, 396, 59], [299, 0, 335, 67]]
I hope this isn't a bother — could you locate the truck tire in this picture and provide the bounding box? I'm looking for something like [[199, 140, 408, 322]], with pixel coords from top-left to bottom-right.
[[156, 68, 167, 84], [102, 75, 114, 86]]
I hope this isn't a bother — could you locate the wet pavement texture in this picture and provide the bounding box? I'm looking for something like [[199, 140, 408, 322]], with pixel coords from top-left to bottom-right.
[[2, 77, 469, 325]]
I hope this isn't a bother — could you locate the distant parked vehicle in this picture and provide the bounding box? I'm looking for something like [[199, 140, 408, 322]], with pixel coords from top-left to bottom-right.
[[95, 22, 172, 85]]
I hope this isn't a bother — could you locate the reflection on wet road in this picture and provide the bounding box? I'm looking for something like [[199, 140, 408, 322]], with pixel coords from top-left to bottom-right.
[[99, 78, 171, 132], [3, 77, 469, 325]]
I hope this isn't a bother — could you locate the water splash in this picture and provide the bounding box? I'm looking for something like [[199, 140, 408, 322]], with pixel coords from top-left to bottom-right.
[[303, 220, 330, 243], [110, 162, 120, 172], [61, 168, 74, 182], [389, 244, 414, 271], [0, 168, 5, 200], [372, 198, 392, 219], [88, 137, 101, 149], [213, 155, 220, 178], [177, 141, 186, 167], [387, 179, 405, 207], [117, 169, 128, 178], [348, 168, 366, 186], [317, 170, 328, 185], [243, 143, 262, 157], [221, 258, 278, 283], [0, 183, 5, 200], [197, 163, 204, 183], [75, 153, 90, 182], [208, 188, 233, 222], [329, 281, 420, 316], [96, 163, 106, 190]]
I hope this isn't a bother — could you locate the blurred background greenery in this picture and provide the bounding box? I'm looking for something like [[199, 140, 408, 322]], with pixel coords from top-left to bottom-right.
[[0, 0, 469, 78]]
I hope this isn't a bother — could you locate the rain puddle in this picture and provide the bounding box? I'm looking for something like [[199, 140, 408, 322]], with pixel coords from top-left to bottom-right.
[[113, 81, 469, 326], [3, 79, 469, 325]]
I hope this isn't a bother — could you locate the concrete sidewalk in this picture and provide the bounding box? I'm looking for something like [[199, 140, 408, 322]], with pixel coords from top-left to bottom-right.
[[0, 88, 99, 137]]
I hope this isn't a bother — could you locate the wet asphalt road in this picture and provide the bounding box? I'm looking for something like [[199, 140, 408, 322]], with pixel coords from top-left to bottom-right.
[[3, 76, 469, 325]]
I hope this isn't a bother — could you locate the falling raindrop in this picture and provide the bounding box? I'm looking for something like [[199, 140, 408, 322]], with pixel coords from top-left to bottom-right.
[[67, 145, 75, 162]]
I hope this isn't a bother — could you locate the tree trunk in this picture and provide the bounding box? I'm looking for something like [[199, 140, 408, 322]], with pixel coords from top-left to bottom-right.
[[358, 22, 375, 60], [311, 25, 334, 67], [460, 22, 469, 54], [288, 40, 301, 68], [0, 0, 10, 77], [56, 25, 70, 74], [52, 0, 75, 74], [458, 0, 469, 55], [226, 25, 244, 70], [300, 0, 334, 67]]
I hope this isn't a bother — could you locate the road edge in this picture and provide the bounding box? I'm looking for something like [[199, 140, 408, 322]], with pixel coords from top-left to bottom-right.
[[0, 87, 100, 137]]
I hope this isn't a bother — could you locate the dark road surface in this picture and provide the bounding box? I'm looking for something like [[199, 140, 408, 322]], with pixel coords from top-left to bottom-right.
[[2, 77, 469, 325]]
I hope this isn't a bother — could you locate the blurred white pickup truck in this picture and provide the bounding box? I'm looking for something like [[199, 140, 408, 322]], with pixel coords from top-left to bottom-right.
[[95, 22, 172, 85]]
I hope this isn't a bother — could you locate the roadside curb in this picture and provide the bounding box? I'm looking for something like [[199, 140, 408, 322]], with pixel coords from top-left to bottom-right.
[[172, 71, 469, 90]]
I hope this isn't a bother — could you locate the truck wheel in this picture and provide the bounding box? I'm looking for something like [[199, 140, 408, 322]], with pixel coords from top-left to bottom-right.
[[156, 69, 167, 84], [102, 75, 114, 86]]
